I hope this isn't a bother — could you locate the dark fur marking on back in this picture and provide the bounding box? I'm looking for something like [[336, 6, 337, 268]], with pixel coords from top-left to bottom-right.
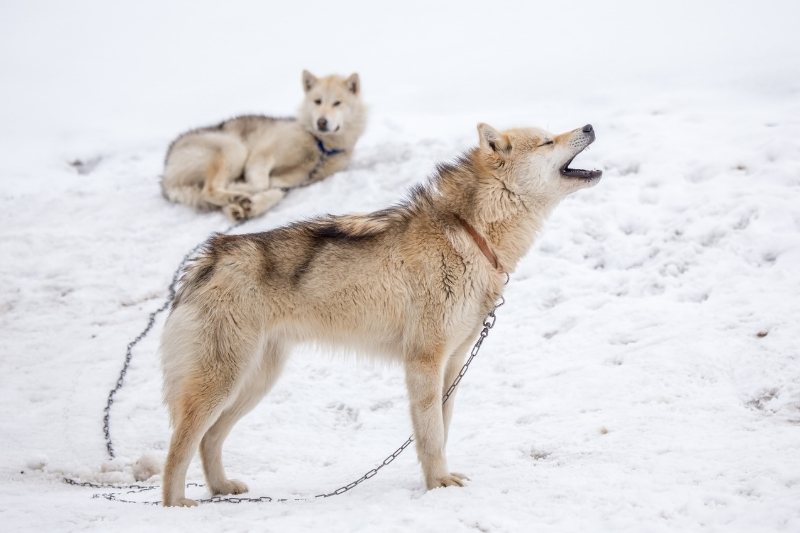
[[192, 263, 216, 287], [312, 223, 370, 241], [291, 239, 323, 286], [290, 222, 375, 285]]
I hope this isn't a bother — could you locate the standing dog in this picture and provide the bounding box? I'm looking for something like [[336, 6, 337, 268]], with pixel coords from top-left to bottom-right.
[[160, 70, 366, 220], [160, 122, 602, 506]]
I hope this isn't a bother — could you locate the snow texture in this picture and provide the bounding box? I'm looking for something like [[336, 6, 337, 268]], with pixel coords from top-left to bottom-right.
[[1, 1, 799, 531]]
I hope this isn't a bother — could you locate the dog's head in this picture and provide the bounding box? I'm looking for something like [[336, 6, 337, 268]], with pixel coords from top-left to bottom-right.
[[299, 70, 363, 136], [477, 123, 602, 199]]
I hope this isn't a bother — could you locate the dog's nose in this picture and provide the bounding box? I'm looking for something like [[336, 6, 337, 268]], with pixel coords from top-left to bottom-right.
[[582, 124, 593, 133], [317, 118, 328, 131]]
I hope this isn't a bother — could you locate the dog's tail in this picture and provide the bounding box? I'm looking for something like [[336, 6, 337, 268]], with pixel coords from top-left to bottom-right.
[[171, 233, 234, 310], [160, 149, 215, 209], [161, 181, 208, 209], [161, 235, 223, 424], [160, 233, 254, 426]]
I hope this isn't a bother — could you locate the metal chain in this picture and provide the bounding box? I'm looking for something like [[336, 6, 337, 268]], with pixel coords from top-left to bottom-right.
[[310, 294, 505, 501], [102, 220, 245, 459], [77, 215, 505, 505]]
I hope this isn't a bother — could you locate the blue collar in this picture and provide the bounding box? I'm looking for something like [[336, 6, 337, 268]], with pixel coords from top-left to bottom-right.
[[314, 136, 345, 157]]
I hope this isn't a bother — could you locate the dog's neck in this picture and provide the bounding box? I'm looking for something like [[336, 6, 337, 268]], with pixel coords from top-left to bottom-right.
[[442, 149, 558, 274], [483, 205, 551, 274], [312, 135, 346, 157]]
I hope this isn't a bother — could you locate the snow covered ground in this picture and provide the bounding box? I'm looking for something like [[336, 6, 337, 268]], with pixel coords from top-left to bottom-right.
[[1, 1, 799, 531]]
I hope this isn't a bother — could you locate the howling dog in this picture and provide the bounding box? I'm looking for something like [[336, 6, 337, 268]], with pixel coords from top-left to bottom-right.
[[160, 70, 366, 220], [160, 122, 602, 506]]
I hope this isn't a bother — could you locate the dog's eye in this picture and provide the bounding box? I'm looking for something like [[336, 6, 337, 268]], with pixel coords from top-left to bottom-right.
[[332, 101, 341, 107], [314, 99, 322, 105], [539, 140, 554, 147]]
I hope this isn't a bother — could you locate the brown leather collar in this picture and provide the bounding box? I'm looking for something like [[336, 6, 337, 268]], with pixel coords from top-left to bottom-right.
[[455, 215, 503, 272]]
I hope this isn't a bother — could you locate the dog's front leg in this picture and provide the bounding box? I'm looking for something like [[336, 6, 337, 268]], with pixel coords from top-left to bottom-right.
[[220, 155, 276, 220], [441, 330, 482, 446], [404, 356, 468, 489], [243, 154, 275, 190], [268, 167, 314, 189]]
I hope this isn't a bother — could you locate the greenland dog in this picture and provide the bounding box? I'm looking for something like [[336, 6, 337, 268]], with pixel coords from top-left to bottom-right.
[[160, 70, 366, 220], [160, 123, 602, 506]]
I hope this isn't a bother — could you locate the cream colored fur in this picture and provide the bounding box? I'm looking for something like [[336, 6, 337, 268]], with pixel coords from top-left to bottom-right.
[[160, 123, 602, 506], [160, 70, 366, 220]]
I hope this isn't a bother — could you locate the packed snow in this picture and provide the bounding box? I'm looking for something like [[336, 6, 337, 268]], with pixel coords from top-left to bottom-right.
[[1, 1, 799, 531]]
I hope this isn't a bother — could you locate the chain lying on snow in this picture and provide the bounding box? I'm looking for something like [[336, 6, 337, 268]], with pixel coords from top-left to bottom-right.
[[72, 218, 505, 505]]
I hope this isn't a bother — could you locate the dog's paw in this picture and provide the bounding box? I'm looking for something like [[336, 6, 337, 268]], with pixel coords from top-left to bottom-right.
[[232, 195, 252, 210], [165, 497, 198, 507], [223, 204, 245, 221], [210, 479, 248, 496], [223, 194, 253, 221], [427, 472, 470, 489], [223, 202, 250, 221]]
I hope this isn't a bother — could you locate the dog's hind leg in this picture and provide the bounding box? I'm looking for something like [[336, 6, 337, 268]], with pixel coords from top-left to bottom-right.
[[162, 376, 234, 507], [201, 142, 249, 208], [161, 310, 259, 507], [405, 349, 467, 490], [163, 133, 247, 210], [199, 338, 289, 496]]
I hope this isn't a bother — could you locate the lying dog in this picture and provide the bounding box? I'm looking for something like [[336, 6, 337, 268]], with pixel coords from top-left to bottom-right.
[[160, 70, 366, 220], [160, 122, 602, 506]]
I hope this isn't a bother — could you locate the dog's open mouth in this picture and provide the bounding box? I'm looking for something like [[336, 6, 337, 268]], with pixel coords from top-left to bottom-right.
[[560, 146, 602, 180]]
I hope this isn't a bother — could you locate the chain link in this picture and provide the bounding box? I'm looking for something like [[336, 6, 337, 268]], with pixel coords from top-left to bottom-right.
[[79, 217, 505, 505]]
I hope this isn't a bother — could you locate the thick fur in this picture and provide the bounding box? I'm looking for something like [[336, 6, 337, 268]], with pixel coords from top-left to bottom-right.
[[160, 70, 366, 221], [160, 123, 602, 506]]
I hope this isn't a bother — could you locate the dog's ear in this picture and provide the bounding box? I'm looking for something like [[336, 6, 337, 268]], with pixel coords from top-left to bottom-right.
[[345, 73, 360, 95], [302, 70, 318, 92], [478, 123, 510, 154]]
